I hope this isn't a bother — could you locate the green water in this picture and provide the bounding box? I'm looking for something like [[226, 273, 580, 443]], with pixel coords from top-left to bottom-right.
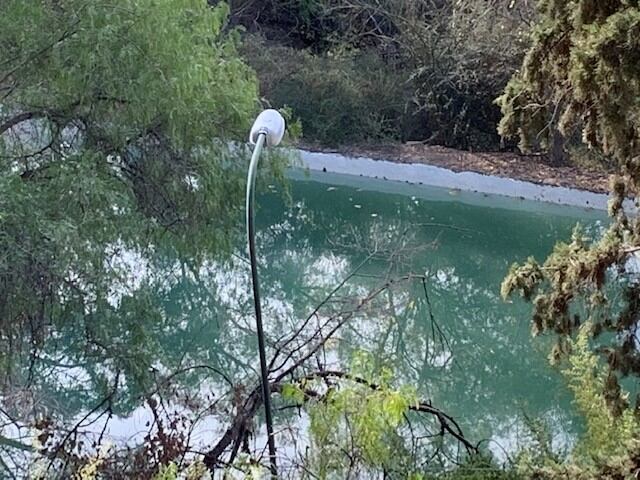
[[6, 172, 609, 463], [253, 172, 606, 452]]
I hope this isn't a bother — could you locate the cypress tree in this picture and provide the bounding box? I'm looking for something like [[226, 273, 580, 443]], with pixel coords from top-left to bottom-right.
[[499, 0, 640, 414]]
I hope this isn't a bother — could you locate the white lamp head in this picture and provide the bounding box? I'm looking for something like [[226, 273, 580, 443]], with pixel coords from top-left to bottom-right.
[[249, 109, 285, 147]]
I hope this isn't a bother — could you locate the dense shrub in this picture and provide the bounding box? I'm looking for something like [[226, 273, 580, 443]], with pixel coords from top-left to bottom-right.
[[403, 0, 533, 149], [236, 1, 533, 149], [243, 37, 417, 145], [220, 0, 331, 47], [515, 325, 640, 479]]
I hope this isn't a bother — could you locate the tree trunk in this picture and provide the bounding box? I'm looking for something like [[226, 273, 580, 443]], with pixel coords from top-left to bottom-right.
[[549, 128, 568, 166]]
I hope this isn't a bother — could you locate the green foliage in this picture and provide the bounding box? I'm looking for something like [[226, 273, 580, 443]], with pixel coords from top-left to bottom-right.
[[499, 0, 640, 415], [238, 1, 532, 149], [515, 324, 640, 479], [564, 324, 638, 462], [306, 352, 419, 477], [152, 463, 179, 480], [244, 37, 411, 145], [281, 382, 306, 404], [2, 0, 257, 150], [0, 0, 264, 409], [498, 0, 640, 162], [502, 225, 624, 338], [501, 223, 635, 412]]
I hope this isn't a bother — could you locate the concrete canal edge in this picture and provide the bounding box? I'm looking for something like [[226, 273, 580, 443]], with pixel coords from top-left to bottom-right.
[[295, 149, 618, 212]]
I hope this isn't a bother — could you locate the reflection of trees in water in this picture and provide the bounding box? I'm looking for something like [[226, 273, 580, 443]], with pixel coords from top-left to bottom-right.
[[248, 193, 580, 457], [265, 189, 579, 431], [0, 182, 589, 476]]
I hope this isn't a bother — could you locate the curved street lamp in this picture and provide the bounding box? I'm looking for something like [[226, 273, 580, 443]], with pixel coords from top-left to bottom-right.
[[247, 109, 285, 477]]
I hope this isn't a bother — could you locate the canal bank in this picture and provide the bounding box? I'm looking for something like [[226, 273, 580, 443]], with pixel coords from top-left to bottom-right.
[[296, 149, 621, 212]]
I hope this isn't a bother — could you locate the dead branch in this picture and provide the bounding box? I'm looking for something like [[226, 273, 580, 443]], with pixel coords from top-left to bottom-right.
[[202, 369, 476, 472]]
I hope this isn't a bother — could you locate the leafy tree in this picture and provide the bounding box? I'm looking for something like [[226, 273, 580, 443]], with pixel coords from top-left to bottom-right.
[[516, 324, 640, 479], [499, 1, 640, 414], [0, 0, 260, 400]]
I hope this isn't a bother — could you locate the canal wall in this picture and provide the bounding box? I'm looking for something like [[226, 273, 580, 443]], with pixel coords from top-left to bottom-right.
[[295, 149, 622, 213]]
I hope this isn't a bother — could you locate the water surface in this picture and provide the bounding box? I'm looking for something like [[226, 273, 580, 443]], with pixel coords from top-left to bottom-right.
[[255, 171, 606, 453], [3, 172, 609, 471]]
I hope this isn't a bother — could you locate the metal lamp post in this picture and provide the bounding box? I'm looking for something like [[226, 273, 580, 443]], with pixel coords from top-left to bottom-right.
[[247, 110, 285, 478]]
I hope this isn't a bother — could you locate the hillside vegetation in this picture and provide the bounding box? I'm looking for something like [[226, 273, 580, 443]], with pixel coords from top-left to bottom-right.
[[224, 0, 534, 151]]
